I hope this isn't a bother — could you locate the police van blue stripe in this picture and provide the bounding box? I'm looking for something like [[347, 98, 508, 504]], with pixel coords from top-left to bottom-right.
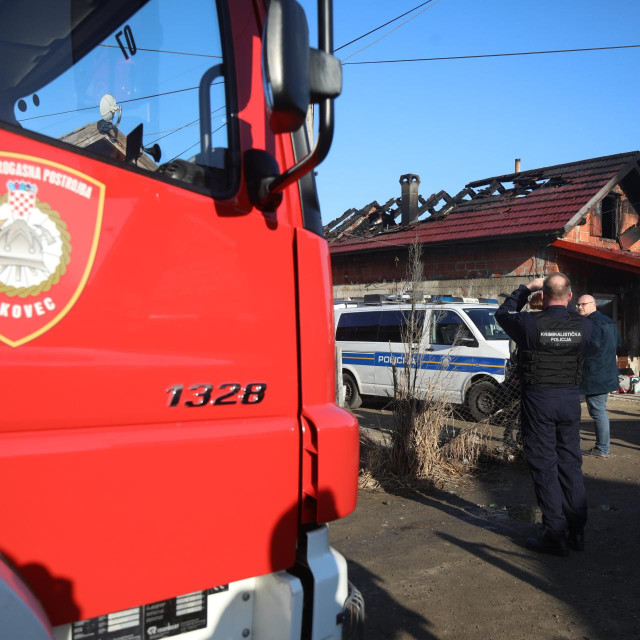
[[342, 351, 376, 365], [343, 351, 506, 375]]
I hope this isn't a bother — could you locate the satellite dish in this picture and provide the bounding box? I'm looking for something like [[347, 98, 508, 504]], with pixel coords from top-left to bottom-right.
[[99, 94, 122, 126]]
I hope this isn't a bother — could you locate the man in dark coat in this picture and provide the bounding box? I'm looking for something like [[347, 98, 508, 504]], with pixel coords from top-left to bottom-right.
[[577, 294, 621, 458], [496, 274, 592, 556]]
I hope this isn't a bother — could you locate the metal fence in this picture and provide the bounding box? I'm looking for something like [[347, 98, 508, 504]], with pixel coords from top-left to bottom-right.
[[484, 364, 523, 457]]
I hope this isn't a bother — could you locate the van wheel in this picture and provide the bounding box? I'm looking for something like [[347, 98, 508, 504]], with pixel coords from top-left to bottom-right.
[[466, 381, 497, 422], [343, 372, 362, 409]]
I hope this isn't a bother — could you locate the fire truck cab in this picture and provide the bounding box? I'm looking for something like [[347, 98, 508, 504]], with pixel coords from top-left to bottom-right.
[[0, 1, 362, 638]]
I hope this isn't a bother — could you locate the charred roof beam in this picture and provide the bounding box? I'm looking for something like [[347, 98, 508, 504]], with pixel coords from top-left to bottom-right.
[[473, 179, 505, 198]]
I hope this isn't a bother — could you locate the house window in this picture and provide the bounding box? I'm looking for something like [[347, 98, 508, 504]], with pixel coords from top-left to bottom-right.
[[600, 194, 620, 239]]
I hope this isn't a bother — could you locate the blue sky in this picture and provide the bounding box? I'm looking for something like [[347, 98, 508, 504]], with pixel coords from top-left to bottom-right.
[[301, 0, 640, 224]]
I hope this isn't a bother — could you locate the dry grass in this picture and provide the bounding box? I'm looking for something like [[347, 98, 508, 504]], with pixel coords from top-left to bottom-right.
[[358, 397, 493, 490]]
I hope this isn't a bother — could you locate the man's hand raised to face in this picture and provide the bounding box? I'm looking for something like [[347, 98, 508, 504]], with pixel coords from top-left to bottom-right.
[[527, 277, 544, 292]]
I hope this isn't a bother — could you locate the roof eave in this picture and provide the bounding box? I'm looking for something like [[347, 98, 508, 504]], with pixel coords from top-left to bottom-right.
[[563, 155, 640, 234]]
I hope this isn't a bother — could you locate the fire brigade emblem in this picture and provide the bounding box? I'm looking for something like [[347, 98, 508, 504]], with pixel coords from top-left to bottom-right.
[[0, 153, 104, 347], [0, 181, 69, 293]]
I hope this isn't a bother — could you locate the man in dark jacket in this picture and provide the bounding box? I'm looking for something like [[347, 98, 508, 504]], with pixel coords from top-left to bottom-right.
[[577, 294, 621, 458], [496, 274, 592, 556]]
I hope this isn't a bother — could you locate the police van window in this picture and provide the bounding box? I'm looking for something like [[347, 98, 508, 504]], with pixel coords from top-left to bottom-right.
[[2, 0, 234, 193], [464, 308, 509, 341], [378, 310, 425, 343], [431, 310, 474, 346], [336, 311, 381, 342]]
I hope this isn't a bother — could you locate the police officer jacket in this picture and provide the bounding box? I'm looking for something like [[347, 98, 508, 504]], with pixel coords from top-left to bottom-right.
[[495, 284, 593, 388]]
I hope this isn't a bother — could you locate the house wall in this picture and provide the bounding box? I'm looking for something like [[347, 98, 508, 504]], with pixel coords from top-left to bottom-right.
[[564, 186, 640, 251], [331, 239, 558, 297]]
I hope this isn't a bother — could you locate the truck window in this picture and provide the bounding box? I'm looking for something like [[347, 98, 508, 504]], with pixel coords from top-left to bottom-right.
[[431, 310, 474, 346], [378, 309, 425, 343], [3, 0, 235, 193], [336, 311, 381, 342]]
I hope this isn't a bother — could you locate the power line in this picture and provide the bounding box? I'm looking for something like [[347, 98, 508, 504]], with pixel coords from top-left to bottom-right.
[[335, 1, 436, 53], [341, 0, 441, 63], [98, 44, 222, 59], [169, 122, 227, 162], [147, 108, 226, 146], [342, 43, 640, 65], [18, 82, 223, 122]]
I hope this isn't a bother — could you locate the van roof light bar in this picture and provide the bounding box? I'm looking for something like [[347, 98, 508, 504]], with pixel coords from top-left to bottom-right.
[[358, 294, 499, 306], [423, 295, 499, 304]]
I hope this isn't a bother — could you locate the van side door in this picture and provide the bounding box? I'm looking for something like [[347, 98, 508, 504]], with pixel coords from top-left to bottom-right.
[[373, 308, 426, 397]]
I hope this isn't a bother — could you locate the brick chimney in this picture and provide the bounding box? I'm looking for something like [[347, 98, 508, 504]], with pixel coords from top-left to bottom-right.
[[400, 173, 420, 226]]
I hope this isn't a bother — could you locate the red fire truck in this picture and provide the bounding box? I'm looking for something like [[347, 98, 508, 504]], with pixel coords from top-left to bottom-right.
[[0, 1, 362, 638]]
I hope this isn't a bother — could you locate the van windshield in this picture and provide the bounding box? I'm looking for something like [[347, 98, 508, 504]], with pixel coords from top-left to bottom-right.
[[464, 308, 509, 341]]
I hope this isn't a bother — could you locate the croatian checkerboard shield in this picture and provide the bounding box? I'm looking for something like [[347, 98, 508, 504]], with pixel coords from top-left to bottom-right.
[[0, 153, 104, 347]]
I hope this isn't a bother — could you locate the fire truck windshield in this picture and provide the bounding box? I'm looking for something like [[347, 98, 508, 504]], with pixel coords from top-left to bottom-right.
[[1, 0, 232, 188]]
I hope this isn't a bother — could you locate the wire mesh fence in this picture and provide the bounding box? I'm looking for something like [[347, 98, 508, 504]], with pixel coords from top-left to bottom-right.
[[476, 362, 523, 458]]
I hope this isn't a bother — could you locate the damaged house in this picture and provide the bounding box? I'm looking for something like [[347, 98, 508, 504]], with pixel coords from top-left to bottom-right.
[[325, 151, 640, 373]]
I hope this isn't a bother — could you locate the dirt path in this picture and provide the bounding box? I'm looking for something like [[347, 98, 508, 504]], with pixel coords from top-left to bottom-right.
[[331, 396, 640, 640]]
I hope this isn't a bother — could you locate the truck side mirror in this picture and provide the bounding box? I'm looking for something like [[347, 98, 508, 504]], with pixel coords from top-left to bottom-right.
[[249, 0, 341, 210], [262, 0, 341, 134], [262, 0, 310, 134]]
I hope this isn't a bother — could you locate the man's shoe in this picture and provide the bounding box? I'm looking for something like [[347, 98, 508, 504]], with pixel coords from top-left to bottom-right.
[[526, 530, 569, 557], [568, 528, 585, 551], [583, 447, 609, 459]]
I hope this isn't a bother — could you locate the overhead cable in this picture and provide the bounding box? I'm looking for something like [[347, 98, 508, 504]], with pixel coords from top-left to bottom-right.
[[98, 44, 221, 59], [18, 82, 223, 122], [335, 1, 436, 52], [170, 122, 227, 162], [342, 43, 640, 65], [341, 0, 441, 62], [147, 109, 226, 146]]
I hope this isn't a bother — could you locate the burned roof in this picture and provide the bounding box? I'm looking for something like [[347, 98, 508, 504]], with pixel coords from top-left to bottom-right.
[[326, 151, 640, 254]]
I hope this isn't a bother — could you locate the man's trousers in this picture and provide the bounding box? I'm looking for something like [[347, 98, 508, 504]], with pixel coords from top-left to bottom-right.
[[521, 386, 588, 533]]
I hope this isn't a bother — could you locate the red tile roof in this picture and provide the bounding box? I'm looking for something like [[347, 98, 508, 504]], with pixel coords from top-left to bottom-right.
[[329, 152, 640, 254]]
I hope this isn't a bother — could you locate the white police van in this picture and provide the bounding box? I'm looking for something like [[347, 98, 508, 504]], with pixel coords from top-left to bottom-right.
[[335, 294, 510, 420]]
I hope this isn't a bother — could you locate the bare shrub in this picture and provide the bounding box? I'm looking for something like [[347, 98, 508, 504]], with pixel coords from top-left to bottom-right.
[[359, 241, 493, 489]]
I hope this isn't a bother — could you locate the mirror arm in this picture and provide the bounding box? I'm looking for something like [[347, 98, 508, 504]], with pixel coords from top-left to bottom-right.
[[266, 98, 333, 195], [318, 0, 333, 56], [267, 0, 334, 196]]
